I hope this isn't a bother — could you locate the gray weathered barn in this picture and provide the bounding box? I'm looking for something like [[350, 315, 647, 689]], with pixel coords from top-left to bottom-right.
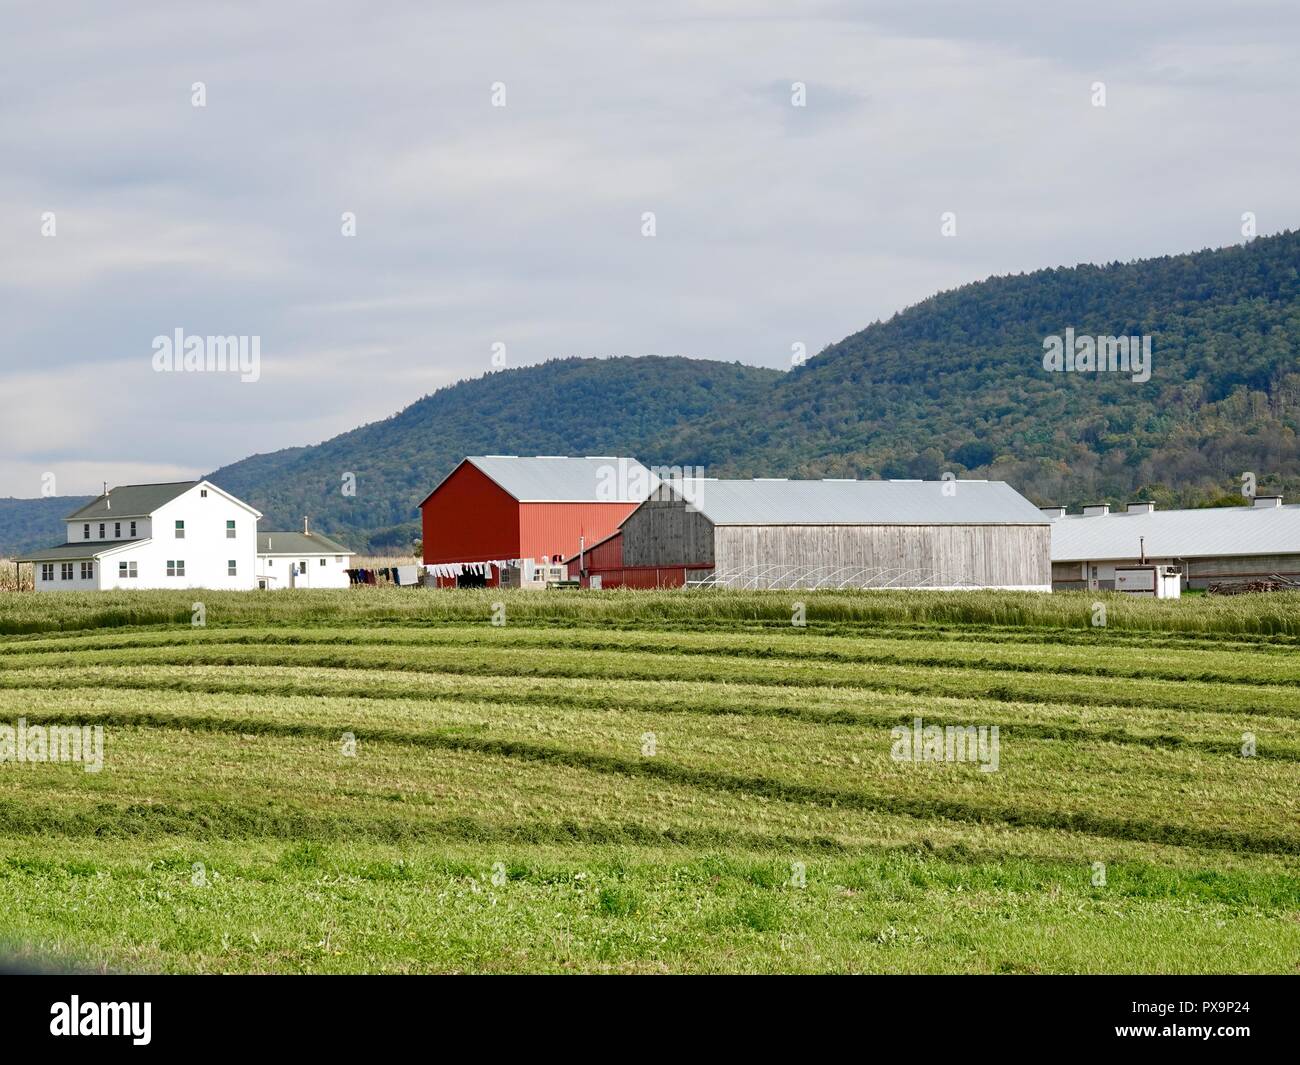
[[620, 478, 1051, 589], [1047, 496, 1300, 591]]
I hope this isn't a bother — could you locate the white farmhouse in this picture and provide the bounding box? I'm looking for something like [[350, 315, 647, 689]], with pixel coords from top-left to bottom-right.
[[255, 527, 353, 589], [17, 481, 260, 591]]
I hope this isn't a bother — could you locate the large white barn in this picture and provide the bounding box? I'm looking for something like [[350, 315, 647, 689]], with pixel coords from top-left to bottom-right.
[[16, 481, 352, 592]]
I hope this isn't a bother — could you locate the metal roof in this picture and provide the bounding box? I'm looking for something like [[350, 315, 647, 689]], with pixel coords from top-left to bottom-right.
[[670, 479, 1047, 525], [1050, 504, 1300, 561], [13, 539, 145, 562], [258, 531, 352, 555], [465, 455, 654, 503], [64, 481, 199, 520]]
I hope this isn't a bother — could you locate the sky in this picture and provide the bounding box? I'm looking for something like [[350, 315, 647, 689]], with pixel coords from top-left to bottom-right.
[[2, 0, 1298, 497]]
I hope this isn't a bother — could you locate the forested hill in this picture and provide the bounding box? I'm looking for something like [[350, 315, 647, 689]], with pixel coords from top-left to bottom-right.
[[4, 230, 1298, 555], [687, 227, 1300, 508]]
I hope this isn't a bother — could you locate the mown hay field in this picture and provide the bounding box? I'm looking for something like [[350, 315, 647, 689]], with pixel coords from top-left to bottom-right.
[[0, 589, 1296, 973]]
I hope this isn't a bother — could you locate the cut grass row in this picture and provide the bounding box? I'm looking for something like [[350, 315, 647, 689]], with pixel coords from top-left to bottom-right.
[[4, 665, 1298, 759], [3, 839, 1296, 973], [8, 638, 1300, 718], [8, 623, 1300, 685], [4, 587, 1300, 637], [1, 689, 1294, 854]]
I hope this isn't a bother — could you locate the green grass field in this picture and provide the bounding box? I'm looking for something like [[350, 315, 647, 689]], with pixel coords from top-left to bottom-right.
[[0, 589, 1296, 973]]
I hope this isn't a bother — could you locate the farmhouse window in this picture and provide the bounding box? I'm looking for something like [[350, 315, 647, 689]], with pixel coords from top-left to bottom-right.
[[175, 520, 185, 539], [226, 520, 236, 538], [319, 557, 326, 566], [130, 521, 137, 536], [80, 562, 94, 580], [99, 523, 105, 538], [114, 522, 121, 538], [61, 563, 74, 580], [167, 560, 185, 577], [41, 564, 53, 581], [83, 523, 90, 539], [119, 561, 138, 578], [228, 560, 237, 576]]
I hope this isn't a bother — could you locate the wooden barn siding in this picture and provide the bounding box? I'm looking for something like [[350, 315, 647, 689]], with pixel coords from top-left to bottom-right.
[[621, 499, 715, 567], [714, 524, 1051, 587]]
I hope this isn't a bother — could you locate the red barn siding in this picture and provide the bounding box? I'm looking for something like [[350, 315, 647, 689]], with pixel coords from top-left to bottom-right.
[[519, 502, 638, 566], [566, 532, 712, 587], [422, 462, 519, 564], [568, 530, 624, 575]]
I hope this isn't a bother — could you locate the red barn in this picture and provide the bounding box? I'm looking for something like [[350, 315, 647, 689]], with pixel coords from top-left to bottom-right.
[[419, 456, 652, 587], [563, 528, 713, 589]]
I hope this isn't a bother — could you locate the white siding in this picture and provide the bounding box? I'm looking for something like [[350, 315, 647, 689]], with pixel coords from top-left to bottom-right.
[[256, 553, 352, 589], [35, 483, 260, 592]]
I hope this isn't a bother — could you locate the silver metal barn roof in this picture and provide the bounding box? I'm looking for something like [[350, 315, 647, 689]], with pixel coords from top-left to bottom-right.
[[1050, 504, 1300, 561], [425, 456, 655, 504], [666, 479, 1047, 525]]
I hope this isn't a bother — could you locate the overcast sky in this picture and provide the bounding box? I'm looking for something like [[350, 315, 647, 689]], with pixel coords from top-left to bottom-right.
[[2, 0, 1297, 497]]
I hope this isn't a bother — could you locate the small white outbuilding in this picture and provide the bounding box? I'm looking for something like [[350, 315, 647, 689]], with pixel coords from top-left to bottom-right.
[[255, 528, 353, 589]]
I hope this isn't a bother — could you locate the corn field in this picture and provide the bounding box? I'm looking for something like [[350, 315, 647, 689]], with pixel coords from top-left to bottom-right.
[[0, 559, 33, 593]]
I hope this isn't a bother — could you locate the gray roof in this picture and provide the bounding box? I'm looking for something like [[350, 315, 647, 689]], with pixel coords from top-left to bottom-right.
[[1050, 504, 1300, 561], [13, 539, 144, 562], [663, 479, 1047, 525], [64, 481, 199, 520], [429, 456, 654, 503], [258, 531, 352, 555]]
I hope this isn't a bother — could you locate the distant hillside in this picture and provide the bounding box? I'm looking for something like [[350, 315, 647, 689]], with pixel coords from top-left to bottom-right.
[[0, 496, 93, 559], [6, 230, 1299, 556], [683, 228, 1300, 509]]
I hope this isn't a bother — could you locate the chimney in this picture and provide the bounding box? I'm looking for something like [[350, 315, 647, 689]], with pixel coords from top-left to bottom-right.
[[1082, 503, 1110, 517], [1039, 505, 1066, 519], [104, 483, 111, 510], [1126, 501, 1155, 514], [1252, 495, 1283, 509], [303, 516, 310, 535]]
